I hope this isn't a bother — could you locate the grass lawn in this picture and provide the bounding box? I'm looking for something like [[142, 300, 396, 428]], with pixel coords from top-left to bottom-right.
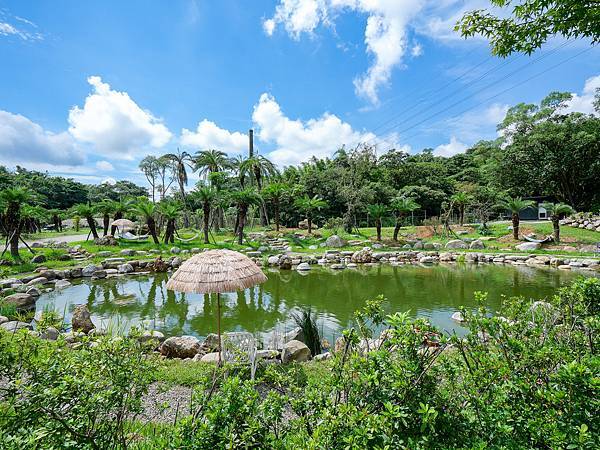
[[1, 221, 598, 278]]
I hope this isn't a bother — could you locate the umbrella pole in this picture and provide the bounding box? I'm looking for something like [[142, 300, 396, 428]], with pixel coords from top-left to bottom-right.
[[217, 293, 222, 365]]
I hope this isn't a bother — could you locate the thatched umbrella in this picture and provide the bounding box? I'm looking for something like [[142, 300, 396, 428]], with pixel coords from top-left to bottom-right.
[[111, 218, 135, 235], [166, 249, 267, 363]]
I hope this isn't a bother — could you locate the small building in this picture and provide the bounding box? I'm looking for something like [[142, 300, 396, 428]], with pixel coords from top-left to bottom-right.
[[505, 196, 555, 221]]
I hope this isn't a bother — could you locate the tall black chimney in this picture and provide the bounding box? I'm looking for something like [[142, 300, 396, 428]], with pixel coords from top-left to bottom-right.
[[249, 129, 254, 158]]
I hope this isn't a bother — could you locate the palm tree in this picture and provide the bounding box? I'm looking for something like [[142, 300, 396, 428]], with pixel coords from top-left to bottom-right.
[[164, 150, 195, 202], [194, 149, 230, 181], [134, 199, 160, 244], [240, 155, 277, 225], [230, 189, 261, 245], [497, 196, 536, 240], [262, 183, 289, 232], [367, 204, 388, 241], [451, 191, 472, 226], [540, 202, 574, 243], [295, 195, 328, 234], [390, 196, 420, 241], [71, 204, 99, 240], [193, 186, 217, 244], [159, 201, 181, 244], [96, 200, 114, 236], [230, 155, 248, 188], [0, 187, 33, 262]]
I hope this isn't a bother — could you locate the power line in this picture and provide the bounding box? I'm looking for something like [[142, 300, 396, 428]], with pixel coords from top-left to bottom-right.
[[379, 44, 595, 153]]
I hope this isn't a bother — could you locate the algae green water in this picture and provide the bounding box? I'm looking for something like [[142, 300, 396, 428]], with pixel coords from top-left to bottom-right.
[[35, 264, 593, 343]]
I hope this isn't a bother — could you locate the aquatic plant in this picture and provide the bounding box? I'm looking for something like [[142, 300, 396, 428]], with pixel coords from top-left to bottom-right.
[[291, 307, 322, 356]]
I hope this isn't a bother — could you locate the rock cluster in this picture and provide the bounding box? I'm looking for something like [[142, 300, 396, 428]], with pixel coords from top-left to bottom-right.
[[561, 214, 600, 232]]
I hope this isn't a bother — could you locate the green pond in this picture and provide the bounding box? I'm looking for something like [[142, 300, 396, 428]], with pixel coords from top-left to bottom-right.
[[35, 264, 594, 343]]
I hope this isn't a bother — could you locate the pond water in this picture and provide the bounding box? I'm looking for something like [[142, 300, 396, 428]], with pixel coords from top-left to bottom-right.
[[35, 264, 594, 344]]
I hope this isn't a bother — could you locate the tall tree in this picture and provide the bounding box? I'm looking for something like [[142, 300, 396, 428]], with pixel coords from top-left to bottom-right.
[[194, 149, 230, 182], [192, 187, 217, 244], [367, 204, 388, 241], [164, 150, 194, 202], [109, 198, 134, 236], [295, 195, 328, 234], [456, 0, 600, 56], [96, 200, 114, 236], [159, 201, 181, 244], [540, 202, 574, 243], [139, 156, 160, 202], [240, 155, 277, 225], [262, 183, 289, 232], [391, 196, 420, 242], [0, 187, 33, 262], [230, 189, 261, 245], [497, 196, 536, 240]]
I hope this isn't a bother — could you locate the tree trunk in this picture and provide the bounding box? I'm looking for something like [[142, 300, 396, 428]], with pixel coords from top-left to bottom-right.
[[275, 201, 280, 232], [103, 214, 110, 236], [376, 219, 382, 241], [512, 213, 519, 240], [7, 205, 21, 262], [393, 213, 404, 241], [148, 217, 159, 244], [238, 207, 247, 245], [459, 206, 465, 226], [111, 212, 123, 236], [87, 217, 99, 239], [552, 217, 560, 243], [308, 217, 312, 234], [203, 204, 210, 244]]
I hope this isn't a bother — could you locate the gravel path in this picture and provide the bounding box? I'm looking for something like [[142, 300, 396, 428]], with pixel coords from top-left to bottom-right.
[[139, 382, 194, 424]]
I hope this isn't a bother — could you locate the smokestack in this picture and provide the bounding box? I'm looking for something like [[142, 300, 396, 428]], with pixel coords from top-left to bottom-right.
[[249, 129, 254, 158]]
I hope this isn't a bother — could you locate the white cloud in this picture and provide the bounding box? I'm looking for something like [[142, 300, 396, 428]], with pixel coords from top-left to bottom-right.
[[252, 93, 375, 166], [564, 74, 600, 115], [0, 110, 83, 166], [180, 119, 247, 154], [0, 12, 43, 41], [95, 160, 114, 171], [68, 76, 172, 159], [102, 177, 117, 185], [442, 103, 509, 142], [433, 136, 467, 157], [265, 0, 424, 105], [411, 42, 423, 57]]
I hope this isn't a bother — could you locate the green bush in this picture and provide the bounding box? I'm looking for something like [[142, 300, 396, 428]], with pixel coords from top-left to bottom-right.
[[0, 331, 156, 449]]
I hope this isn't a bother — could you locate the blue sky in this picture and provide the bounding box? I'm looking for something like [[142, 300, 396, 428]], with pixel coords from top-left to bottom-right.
[[1, 0, 599, 186]]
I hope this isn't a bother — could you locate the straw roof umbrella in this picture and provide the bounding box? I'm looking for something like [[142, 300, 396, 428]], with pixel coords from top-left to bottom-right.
[[111, 218, 135, 235], [166, 249, 267, 363]]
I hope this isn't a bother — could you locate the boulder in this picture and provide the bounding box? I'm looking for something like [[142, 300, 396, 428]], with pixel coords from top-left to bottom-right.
[[26, 287, 41, 297], [314, 352, 332, 361], [94, 235, 118, 246], [451, 311, 465, 323], [267, 255, 280, 266], [469, 240, 485, 250], [31, 254, 47, 264], [296, 262, 311, 271], [1, 321, 32, 332], [281, 340, 311, 363], [26, 277, 48, 286], [82, 264, 100, 277], [516, 242, 541, 251], [139, 330, 165, 344], [199, 352, 221, 363], [118, 263, 134, 274], [54, 279, 72, 289], [351, 247, 373, 263], [97, 251, 112, 257], [40, 327, 59, 340], [445, 240, 468, 249], [170, 247, 181, 254], [70, 268, 83, 278], [92, 270, 107, 279], [120, 249, 135, 256], [71, 304, 95, 334], [0, 315, 8, 325], [159, 335, 201, 358], [3, 293, 35, 311], [325, 235, 347, 248]]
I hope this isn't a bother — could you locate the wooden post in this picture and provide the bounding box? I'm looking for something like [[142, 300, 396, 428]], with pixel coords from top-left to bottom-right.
[[249, 129, 254, 158]]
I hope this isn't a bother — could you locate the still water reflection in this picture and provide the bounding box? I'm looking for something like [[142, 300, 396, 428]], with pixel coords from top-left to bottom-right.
[[36, 264, 592, 343]]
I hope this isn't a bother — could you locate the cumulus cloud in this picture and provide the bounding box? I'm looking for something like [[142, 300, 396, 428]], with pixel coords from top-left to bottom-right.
[[95, 160, 114, 171], [433, 136, 467, 157], [252, 93, 375, 166], [180, 119, 248, 154], [0, 110, 83, 166], [264, 0, 424, 105], [68, 76, 172, 159], [564, 74, 600, 116], [411, 42, 423, 57]]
